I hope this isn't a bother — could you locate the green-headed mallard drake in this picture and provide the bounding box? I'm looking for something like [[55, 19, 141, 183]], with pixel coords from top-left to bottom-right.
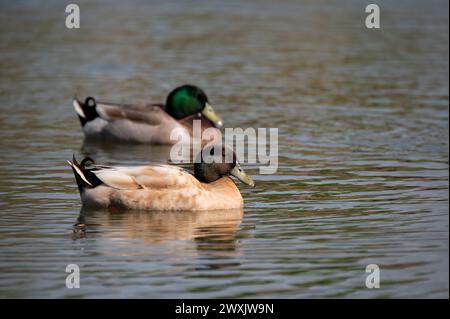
[[68, 145, 255, 211], [72, 85, 223, 144]]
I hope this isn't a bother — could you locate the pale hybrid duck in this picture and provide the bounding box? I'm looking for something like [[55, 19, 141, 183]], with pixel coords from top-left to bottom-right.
[[68, 145, 255, 211]]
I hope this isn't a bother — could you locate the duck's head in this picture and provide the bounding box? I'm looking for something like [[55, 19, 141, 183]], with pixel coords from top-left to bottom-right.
[[165, 85, 223, 128], [194, 145, 255, 187]]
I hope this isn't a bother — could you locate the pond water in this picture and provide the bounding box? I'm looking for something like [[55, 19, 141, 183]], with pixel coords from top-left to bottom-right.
[[0, 0, 448, 298]]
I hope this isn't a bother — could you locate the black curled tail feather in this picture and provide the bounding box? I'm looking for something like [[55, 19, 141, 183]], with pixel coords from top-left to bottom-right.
[[73, 96, 100, 126], [68, 155, 103, 194], [80, 156, 95, 168]]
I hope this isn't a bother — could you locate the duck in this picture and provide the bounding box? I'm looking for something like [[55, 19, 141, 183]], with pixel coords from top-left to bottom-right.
[[72, 85, 223, 145], [67, 145, 255, 211]]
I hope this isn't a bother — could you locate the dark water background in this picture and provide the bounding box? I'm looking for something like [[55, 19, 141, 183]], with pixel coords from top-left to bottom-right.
[[0, 0, 448, 298]]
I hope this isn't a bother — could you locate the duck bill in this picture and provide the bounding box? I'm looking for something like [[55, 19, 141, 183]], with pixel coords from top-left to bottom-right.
[[202, 102, 223, 128], [230, 164, 255, 187]]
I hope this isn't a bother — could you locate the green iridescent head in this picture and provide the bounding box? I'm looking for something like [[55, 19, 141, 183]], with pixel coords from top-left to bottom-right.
[[165, 85, 223, 128]]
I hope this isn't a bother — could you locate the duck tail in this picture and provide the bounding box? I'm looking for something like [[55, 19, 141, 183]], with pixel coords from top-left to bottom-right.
[[67, 155, 101, 193], [72, 96, 99, 126]]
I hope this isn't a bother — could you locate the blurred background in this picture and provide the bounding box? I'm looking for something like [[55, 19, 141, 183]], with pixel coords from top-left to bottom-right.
[[0, 0, 448, 298]]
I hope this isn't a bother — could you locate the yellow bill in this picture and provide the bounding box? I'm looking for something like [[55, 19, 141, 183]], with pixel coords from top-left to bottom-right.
[[230, 163, 255, 187], [202, 102, 223, 128]]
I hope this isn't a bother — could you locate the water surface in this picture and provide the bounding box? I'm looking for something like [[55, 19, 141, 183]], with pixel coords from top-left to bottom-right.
[[0, 0, 448, 298]]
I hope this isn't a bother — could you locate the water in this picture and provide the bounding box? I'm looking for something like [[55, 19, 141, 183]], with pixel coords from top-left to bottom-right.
[[0, 0, 448, 298]]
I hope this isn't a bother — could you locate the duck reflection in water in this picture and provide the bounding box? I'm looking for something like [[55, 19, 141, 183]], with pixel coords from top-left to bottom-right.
[[73, 207, 244, 260], [80, 139, 174, 165]]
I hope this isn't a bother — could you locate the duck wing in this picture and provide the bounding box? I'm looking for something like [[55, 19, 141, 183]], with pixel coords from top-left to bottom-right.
[[95, 102, 176, 126], [73, 98, 179, 127], [91, 164, 200, 190]]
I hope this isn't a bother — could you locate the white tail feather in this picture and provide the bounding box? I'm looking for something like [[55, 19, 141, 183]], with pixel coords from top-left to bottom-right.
[[73, 99, 86, 118], [67, 160, 93, 186]]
